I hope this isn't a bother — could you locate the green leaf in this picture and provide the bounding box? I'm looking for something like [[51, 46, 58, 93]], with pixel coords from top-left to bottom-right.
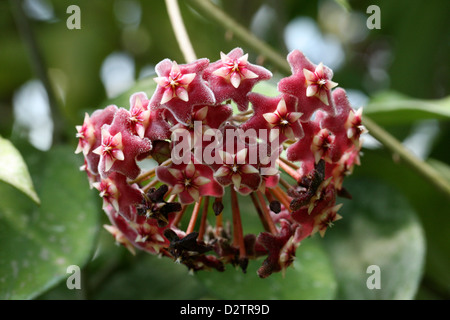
[[323, 177, 426, 299], [364, 91, 450, 125], [0, 146, 99, 299], [0, 136, 40, 205], [351, 149, 450, 298], [196, 238, 337, 300]]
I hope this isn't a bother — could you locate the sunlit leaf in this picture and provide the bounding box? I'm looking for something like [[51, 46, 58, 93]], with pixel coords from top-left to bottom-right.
[[0, 136, 40, 205], [364, 91, 450, 125], [196, 239, 337, 300], [323, 177, 426, 299], [0, 146, 99, 299]]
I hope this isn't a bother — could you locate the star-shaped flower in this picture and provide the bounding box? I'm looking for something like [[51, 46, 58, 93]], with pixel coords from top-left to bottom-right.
[[128, 92, 151, 139], [93, 128, 125, 172], [278, 50, 337, 121], [203, 48, 272, 111], [95, 109, 153, 179], [150, 58, 215, 124], [303, 62, 338, 105], [156, 162, 224, 204], [242, 93, 303, 144], [75, 113, 95, 155], [213, 148, 261, 192]]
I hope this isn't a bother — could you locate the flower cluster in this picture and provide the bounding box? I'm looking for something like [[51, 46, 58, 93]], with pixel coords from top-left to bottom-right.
[[75, 48, 365, 278]]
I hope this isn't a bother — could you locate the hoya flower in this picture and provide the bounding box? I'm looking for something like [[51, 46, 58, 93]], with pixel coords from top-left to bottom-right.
[[156, 161, 224, 204], [75, 48, 364, 278], [204, 47, 272, 111], [93, 128, 124, 172], [75, 113, 95, 155], [303, 62, 338, 106], [243, 93, 303, 143], [128, 92, 151, 139], [213, 148, 260, 191], [150, 58, 215, 124], [278, 50, 337, 120]]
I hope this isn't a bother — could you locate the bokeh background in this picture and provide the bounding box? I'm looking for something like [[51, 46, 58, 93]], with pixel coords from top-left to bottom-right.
[[0, 0, 448, 300]]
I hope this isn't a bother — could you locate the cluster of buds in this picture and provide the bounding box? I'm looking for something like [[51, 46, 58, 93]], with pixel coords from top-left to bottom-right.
[[75, 48, 365, 278]]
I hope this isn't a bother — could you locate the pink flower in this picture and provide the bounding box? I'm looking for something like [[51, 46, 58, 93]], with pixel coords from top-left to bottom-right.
[[93, 128, 124, 172], [128, 92, 151, 139], [150, 58, 215, 124], [204, 48, 272, 111], [213, 148, 261, 192], [278, 50, 337, 121], [303, 62, 338, 106], [75, 113, 95, 155], [156, 162, 224, 204], [76, 48, 365, 278]]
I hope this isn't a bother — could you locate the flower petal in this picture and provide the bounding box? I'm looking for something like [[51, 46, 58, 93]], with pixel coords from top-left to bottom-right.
[[276, 98, 287, 117], [161, 88, 174, 104], [263, 112, 279, 125], [241, 164, 259, 174], [231, 173, 242, 189], [212, 67, 231, 78], [185, 162, 196, 178], [306, 84, 318, 97], [230, 72, 241, 88], [193, 176, 211, 186], [178, 73, 196, 86], [176, 86, 189, 102], [241, 68, 258, 80], [214, 166, 230, 177], [235, 148, 248, 164]]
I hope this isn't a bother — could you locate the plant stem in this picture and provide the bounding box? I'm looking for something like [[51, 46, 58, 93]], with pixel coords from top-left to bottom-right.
[[165, 0, 197, 63], [186, 0, 450, 200], [10, 0, 65, 144], [363, 117, 450, 199]]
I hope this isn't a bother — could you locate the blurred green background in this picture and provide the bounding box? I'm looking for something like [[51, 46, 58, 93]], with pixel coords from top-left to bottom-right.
[[0, 0, 448, 300]]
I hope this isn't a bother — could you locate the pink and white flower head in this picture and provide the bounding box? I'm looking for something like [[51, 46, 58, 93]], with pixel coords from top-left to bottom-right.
[[76, 48, 364, 278]]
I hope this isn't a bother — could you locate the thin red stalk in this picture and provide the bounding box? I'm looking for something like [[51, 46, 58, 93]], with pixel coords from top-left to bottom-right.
[[277, 159, 301, 182], [230, 188, 246, 258], [197, 196, 210, 241], [173, 205, 187, 227], [186, 197, 202, 234], [256, 191, 278, 234], [249, 192, 270, 232]]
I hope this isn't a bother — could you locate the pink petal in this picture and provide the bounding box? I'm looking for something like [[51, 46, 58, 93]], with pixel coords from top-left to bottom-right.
[[185, 162, 196, 178], [111, 132, 123, 147], [92, 145, 103, 156], [172, 183, 185, 194], [306, 84, 319, 97], [168, 168, 183, 180], [238, 53, 249, 65], [161, 88, 174, 104], [263, 112, 279, 125], [170, 61, 181, 76], [325, 80, 338, 90], [193, 176, 211, 186], [235, 148, 248, 164], [112, 149, 124, 161], [318, 90, 329, 105], [154, 76, 169, 87], [315, 62, 325, 78], [241, 164, 259, 174], [287, 112, 303, 123], [240, 68, 258, 80], [104, 156, 115, 172], [303, 68, 317, 83], [231, 173, 242, 189], [230, 72, 241, 88], [220, 51, 231, 64], [276, 98, 287, 117], [178, 73, 196, 86], [176, 86, 189, 102], [212, 67, 231, 78], [214, 166, 230, 177], [188, 188, 200, 202]]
